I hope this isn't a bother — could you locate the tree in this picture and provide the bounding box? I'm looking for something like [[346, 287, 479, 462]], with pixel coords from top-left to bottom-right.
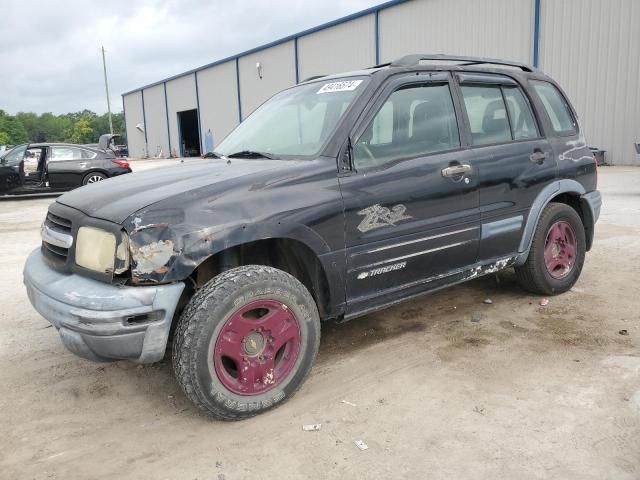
[[0, 110, 126, 145], [68, 118, 94, 144], [0, 113, 28, 144]]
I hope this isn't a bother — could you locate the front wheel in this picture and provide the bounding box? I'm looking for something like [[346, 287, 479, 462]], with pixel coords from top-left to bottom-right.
[[172, 265, 321, 420], [515, 202, 586, 295]]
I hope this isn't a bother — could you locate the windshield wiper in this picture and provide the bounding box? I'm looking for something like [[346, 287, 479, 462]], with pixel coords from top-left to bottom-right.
[[226, 150, 277, 160]]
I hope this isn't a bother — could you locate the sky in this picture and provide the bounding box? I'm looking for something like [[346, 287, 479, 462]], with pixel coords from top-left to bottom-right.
[[0, 0, 382, 115]]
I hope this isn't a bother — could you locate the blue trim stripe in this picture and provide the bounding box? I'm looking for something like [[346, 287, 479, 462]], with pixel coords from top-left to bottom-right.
[[194, 71, 203, 153], [235, 58, 242, 122], [121, 0, 408, 96], [374, 9, 380, 65], [294, 37, 300, 84], [163, 82, 171, 154], [532, 0, 541, 67], [140, 89, 148, 148]]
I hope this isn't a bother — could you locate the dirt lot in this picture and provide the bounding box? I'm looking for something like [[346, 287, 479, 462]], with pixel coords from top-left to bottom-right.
[[1, 166, 639, 479]]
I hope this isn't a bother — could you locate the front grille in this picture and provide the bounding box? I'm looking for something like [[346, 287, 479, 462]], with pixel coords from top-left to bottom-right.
[[42, 211, 73, 265], [45, 212, 72, 233]]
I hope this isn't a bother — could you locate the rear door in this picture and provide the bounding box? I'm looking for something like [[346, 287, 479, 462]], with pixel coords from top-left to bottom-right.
[[339, 72, 480, 314], [455, 73, 556, 261], [47, 146, 93, 188]]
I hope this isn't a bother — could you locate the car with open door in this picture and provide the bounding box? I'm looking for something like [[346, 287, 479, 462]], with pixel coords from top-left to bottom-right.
[[0, 142, 131, 196], [24, 54, 601, 420]]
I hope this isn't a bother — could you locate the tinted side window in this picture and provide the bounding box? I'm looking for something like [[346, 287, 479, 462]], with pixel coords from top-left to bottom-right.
[[81, 149, 97, 159], [460, 85, 511, 145], [51, 147, 82, 161], [531, 81, 577, 134], [503, 86, 538, 140], [2, 145, 27, 165], [354, 83, 459, 170]]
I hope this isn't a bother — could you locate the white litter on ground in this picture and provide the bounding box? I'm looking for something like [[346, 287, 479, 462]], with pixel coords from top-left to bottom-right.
[[302, 424, 321, 431], [354, 440, 369, 450]]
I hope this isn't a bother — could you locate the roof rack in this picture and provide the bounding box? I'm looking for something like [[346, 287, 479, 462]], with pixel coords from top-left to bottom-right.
[[389, 54, 536, 72], [301, 75, 327, 82]]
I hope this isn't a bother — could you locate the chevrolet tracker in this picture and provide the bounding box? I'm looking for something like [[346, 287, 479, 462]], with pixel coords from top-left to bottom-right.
[[24, 54, 601, 420]]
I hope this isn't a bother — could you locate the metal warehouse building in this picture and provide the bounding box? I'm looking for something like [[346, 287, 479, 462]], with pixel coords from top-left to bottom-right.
[[122, 0, 640, 165]]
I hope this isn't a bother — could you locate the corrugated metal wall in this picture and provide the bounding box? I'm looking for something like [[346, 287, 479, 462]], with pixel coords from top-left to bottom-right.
[[238, 41, 296, 116], [539, 0, 640, 165], [165, 74, 197, 156], [123, 0, 639, 165], [197, 61, 239, 152], [123, 91, 145, 158], [298, 14, 376, 80], [379, 0, 533, 64], [141, 84, 169, 158]]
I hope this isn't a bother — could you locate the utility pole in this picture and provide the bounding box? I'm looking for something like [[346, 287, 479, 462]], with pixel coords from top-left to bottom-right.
[[101, 46, 113, 134]]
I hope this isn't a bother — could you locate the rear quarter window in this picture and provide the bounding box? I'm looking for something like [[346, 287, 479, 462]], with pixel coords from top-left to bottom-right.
[[531, 81, 577, 135]]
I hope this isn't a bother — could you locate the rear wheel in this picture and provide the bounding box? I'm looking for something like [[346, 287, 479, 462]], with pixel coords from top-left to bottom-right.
[[515, 203, 586, 295], [172, 265, 320, 420], [82, 172, 106, 185]]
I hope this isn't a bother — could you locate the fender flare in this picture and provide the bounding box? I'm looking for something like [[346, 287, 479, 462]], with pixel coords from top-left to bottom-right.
[[515, 179, 587, 266]]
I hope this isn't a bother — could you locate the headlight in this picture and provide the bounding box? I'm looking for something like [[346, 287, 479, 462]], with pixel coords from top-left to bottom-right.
[[75, 227, 128, 274]]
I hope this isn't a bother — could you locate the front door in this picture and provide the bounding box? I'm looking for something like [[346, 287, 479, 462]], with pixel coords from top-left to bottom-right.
[[338, 73, 480, 315]]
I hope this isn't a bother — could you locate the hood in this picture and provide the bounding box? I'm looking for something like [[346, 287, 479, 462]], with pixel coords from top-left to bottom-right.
[[57, 159, 296, 224]]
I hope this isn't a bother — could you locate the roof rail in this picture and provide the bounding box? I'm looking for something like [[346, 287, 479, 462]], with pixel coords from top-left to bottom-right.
[[301, 75, 327, 82], [390, 54, 536, 72]]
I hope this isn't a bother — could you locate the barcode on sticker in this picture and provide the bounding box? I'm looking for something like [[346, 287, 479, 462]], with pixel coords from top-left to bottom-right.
[[317, 80, 363, 94]]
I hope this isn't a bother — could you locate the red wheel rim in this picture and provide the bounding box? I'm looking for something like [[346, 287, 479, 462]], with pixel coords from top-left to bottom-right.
[[213, 299, 301, 395], [544, 220, 577, 279]]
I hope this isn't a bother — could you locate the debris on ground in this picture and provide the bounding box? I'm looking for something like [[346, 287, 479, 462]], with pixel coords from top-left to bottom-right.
[[302, 424, 322, 431], [473, 405, 486, 415], [619, 329, 629, 336], [354, 440, 369, 450], [471, 313, 483, 323], [483, 298, 493, 304], [341, 400, 357, 407], [539, 298, 550, 306], [167, 395, 174, 399], [570, 286, 584, 293], [216, 461, 222, 468]]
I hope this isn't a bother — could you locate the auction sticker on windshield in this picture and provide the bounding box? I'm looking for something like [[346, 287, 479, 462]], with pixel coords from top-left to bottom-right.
[[317, 80, 363, 94]]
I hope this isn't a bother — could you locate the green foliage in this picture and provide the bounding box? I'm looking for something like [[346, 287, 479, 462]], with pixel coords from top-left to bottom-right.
[[0, 110, 126, 146], [68, 118, 94, 144]]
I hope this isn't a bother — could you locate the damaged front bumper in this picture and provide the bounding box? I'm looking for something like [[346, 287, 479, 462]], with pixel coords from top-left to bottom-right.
[[23, 248, 184, 363]]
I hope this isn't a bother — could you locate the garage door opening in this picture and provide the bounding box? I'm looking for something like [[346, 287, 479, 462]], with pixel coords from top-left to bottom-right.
[[177, 109, 201, 157]]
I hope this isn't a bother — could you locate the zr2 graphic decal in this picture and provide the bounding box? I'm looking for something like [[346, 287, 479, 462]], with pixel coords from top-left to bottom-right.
[[357, 204, 412, 233]]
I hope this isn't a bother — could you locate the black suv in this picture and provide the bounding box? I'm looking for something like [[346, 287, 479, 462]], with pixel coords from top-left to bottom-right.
[[24, 54, 601, 420]]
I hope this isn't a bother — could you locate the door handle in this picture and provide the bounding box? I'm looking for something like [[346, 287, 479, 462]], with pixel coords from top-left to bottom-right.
[[529, 151, 548, 163], [441, 164, 472, 177]]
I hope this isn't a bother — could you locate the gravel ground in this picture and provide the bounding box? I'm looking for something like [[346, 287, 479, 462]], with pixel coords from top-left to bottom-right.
[[0, 165, 638, 479]]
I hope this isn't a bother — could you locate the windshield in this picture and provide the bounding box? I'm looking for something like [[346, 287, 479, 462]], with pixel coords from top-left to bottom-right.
[[215, 77, 368, 158]]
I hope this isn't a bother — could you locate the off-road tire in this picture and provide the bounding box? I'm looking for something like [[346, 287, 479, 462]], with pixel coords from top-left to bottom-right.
[[515, 202, 586, 295], [172, 265, 321, 420]]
